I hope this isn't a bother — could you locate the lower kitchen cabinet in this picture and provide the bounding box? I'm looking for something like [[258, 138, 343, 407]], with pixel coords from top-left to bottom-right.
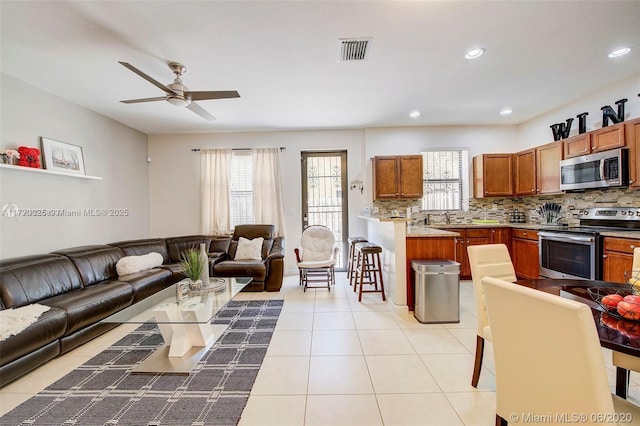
[[455, 227, 512, 279], [603, 236, 640, 283], [512, 228, 540, 279], [405, 236, 456, 310]]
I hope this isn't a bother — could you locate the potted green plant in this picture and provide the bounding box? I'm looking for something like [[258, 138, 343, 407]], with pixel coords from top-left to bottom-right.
[[180, 248, 205, 290]]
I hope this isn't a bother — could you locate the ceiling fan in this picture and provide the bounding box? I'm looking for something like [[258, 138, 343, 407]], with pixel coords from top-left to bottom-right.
[[119, 61, 240, 121]]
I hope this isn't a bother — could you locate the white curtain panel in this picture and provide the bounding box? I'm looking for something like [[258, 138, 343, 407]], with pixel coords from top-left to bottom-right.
[[253, 148, 286, 237], [200, 149, 232, 235]]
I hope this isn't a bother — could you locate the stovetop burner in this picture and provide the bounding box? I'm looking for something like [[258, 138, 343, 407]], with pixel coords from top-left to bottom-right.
[[539, 208, 640, 235]]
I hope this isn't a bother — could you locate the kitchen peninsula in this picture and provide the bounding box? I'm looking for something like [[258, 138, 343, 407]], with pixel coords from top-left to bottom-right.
[[359, 215, 459, 311]]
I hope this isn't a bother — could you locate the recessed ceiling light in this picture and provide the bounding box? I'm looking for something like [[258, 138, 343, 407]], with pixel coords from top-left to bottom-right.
[[465, 48, 485, 59], [500, 108, 512, 116], [409, 110, 421, 118], [608, 47, 631, 58]]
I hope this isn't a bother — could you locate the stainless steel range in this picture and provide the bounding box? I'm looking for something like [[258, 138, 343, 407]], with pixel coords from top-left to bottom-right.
[[539, 207, 640, 280]]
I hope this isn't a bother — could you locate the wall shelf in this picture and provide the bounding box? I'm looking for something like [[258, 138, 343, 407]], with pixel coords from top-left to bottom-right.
[[0, 163, 102, 180]]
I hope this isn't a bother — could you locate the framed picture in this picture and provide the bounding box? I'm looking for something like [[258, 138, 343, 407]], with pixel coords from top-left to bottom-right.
[[40, 137, 86, 175]]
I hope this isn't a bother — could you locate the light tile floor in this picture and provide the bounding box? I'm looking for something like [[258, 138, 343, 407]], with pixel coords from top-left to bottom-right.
[[2, 273, 640, 425]]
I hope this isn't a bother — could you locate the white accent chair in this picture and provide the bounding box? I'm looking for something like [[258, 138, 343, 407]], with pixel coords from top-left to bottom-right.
[[612, 246, 640, 398], [294, 225, 339, 291], [466, 244, 517, 388], [482, 276, 640, 426]]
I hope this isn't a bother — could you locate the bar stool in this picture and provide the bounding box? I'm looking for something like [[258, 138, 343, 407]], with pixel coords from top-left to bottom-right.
[[353, 242, 385, 302], [347, 237, 368, 286]]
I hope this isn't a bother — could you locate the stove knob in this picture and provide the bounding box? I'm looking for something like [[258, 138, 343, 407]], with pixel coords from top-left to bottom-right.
[[636, 211, 640, 217], [621, 211, 627, 216]]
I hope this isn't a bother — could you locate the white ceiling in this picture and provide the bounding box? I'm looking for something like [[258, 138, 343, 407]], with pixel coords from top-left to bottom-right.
[[1, 1, 639, 135]]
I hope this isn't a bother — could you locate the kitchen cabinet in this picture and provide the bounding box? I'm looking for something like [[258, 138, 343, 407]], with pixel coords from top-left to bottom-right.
[[564, 122, 626, 159], [626, 117, 640, 189], [454, 227, 511, 279], [536, 141, 563, 194], [591, 122, 626, 153], [372, 155, 423, 200], [514, 149, 536, 196], [473, 154, 514, 198], [514, 141, 563, 196], [406, 236, 456, 310], [563, 133, 591, 158], [603, 236, 640, 283], [512, 228, 540, 279]]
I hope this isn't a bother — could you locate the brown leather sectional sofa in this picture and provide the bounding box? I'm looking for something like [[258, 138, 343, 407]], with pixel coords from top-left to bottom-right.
[[0, 226, 284, 387]]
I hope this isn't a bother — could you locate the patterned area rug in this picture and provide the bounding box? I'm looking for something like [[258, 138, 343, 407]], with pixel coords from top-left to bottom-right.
[[1, 299, 283, 426]]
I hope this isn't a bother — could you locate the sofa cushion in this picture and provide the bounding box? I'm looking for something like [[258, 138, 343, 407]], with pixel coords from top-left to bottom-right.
[[214, 261, 266, 281], [0, 306, 66, 366], [118, 268, 174, 302], [116, 252, 164, 276], [165, 236, 211, 263], [110, 238, 171, 264], [0, 255, 83, 308], [41, 281, 133, 335], [52, 245, 125, 287]]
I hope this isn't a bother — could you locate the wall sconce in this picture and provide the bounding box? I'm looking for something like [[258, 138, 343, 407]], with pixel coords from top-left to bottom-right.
[[350, 180, 363, 194]]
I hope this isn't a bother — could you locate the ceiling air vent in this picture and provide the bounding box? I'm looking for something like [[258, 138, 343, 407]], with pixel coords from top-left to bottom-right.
[[339, 38, 371, 61]]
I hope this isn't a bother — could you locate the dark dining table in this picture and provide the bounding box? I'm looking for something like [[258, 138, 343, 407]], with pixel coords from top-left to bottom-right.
[[516, 278, 640, 398]]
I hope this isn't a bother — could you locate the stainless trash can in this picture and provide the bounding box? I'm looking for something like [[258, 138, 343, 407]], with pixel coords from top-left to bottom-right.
[[412, 260, 460, 324]]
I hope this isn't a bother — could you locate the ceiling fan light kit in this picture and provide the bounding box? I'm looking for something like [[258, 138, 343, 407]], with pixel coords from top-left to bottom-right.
[[119, 61, 240, 121]]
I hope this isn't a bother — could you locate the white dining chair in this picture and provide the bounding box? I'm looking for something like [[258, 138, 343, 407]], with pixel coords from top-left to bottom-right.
[[612, 246, 640, 398], [482, 276, 640, 426], [467, 244, 517, 387]]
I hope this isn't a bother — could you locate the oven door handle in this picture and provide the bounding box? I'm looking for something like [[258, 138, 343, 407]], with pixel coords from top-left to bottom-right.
[[538, 231, 595, 243]]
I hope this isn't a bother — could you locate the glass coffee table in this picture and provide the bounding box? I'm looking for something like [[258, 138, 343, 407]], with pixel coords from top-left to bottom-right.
[[101, 277, 251, 374]]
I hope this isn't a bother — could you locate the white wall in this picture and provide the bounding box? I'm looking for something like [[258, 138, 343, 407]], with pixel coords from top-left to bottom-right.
[[148, 125, 519, 274], [516, 73, 640, 150], [148, 130, 367, 272], [0, 74, 150, 258]]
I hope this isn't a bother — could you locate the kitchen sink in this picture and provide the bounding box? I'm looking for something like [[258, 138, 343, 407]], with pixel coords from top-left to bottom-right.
[[471, 219, 500, 224]]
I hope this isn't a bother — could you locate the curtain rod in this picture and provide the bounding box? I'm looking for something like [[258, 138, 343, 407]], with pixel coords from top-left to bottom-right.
[[191, 147, 286, 152]]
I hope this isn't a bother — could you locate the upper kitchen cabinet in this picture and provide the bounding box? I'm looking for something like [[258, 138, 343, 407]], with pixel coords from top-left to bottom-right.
[[473, 154, 514, 198], [564, 122, 626, 159], [514, 149, 536, 196], [515, 141, 563, 196], [591, 121, 626, 152], [536, 141, 563, 194], [372, 155, 423, 200], [563, 133, 591, 158], [625, 117, 640, 189]]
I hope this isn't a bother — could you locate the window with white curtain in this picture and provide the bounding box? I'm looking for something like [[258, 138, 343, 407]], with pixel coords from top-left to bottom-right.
[[421, 149, 469, 211], [229, 151, 255, 227]]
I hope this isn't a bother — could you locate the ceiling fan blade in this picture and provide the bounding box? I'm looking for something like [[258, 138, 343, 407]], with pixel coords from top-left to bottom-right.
[[187, 102, 216, 121], [119, 61, 176, 94], [185, 90, 240, 101], [120, 97, 167, 104]]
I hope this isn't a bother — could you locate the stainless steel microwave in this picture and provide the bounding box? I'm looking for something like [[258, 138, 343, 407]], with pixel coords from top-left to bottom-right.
[[559, 148, 628, 191]]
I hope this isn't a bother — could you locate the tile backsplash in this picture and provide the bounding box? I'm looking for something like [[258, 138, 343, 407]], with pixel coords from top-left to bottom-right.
[[371, 188, 640, 227]]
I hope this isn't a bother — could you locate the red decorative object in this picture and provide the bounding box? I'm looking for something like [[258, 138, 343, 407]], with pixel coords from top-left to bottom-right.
[[17, 146, 41, 168]]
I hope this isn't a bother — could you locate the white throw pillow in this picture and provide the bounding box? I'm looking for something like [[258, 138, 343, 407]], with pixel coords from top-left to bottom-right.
[[116, 252, 164, 276], [234, 237, 264, 260]]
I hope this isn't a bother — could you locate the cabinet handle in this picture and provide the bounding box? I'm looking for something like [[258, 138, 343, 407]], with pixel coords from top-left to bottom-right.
[[603, 255, 608, 259]]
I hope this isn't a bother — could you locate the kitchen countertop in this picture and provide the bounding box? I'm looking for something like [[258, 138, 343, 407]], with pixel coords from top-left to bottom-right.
[[360, 216, 640, 239], [600, 231, 640, 239], [406, 225, 460, 237], [358, 215, 411, 223]]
